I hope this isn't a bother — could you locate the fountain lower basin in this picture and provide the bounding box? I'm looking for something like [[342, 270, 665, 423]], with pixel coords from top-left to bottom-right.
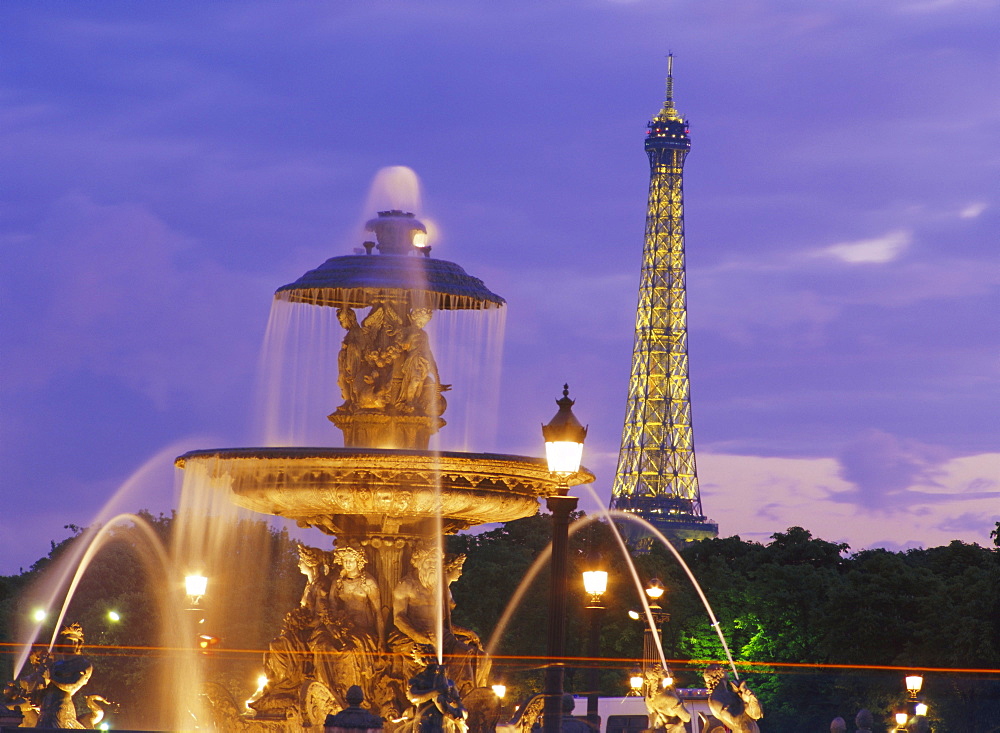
[[176, 447, 593, 538]]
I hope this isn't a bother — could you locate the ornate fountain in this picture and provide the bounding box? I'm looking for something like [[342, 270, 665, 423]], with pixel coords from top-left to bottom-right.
[[176, 209, 592, 731]]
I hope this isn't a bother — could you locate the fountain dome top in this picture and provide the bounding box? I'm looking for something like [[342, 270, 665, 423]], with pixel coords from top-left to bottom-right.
[[275, 210, 504, 311]]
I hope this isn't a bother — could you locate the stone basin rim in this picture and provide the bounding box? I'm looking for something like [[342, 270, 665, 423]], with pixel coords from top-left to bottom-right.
[[175, 446, 595, 486]]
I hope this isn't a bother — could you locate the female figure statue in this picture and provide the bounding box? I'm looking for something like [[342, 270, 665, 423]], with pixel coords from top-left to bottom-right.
[[251, 544, 331, 714], [313, 546, 386, 707], [330, 546, 384, 647], [395, 308, 447, 415]]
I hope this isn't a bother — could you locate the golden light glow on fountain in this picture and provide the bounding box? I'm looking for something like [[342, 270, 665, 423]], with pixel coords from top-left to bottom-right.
[[176, 190, 594, 722]]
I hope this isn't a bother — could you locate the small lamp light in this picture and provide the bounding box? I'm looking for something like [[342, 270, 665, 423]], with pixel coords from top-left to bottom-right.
[[492, 684, 506, 699], [32, 608, 47, 623], [914, 702, 928, 717], [628, 609, 641, 620], [628, 670, 644, 696], [645, 578, 666, 602], [583, 570, 609, 606], [542, 385, 588, 477], [895, 711, 908, 727], [107, 610, 121, 623], [185, 573, 208, 605], [905, 674, 924, 699]]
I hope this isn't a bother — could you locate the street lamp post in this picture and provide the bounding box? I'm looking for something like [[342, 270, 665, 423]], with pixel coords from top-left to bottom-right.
[[582, 559, 608, 731], [542, 385, 588, 733], [904, 673, 925, 727], [641, 578, 669, 694]]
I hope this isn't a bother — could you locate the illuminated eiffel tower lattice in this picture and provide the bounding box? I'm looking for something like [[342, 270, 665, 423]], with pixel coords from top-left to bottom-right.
[[610, 56, 718, 546]]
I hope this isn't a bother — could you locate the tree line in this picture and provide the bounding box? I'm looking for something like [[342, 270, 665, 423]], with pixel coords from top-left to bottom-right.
[[2, 513, 998, 731]]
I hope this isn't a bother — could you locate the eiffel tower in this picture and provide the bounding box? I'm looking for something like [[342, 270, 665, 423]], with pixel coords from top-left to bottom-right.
[[610, 56, 718, 545]]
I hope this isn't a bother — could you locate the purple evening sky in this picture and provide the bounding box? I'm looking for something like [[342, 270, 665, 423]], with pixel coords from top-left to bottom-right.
[[2, 1, 998, 575]]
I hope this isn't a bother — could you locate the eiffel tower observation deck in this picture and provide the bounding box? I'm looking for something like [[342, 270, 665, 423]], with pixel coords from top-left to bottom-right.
[[610, 56, 718, 546]]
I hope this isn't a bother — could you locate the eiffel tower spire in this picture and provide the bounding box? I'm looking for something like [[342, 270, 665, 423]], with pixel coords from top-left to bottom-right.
[[610, 56, 718, 546]]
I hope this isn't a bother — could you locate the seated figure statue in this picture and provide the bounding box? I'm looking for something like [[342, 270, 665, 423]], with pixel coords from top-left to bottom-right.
[[391, 545, 489, 697], [644, 666, 691, 733], [703, 664, 763, 733], [322, 546, 386, 706], [251, 544, 332, 713], [330, 546, 384, 646], [444, 553, 490, 687]]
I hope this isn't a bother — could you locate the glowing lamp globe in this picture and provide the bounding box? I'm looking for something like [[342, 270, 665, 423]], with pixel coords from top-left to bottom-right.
[[645, 578, 666, 601], [185, 573, 208, 603], [629, 673, 644, 695], [582, 570, 608, 597], [542, 385, 588, 476]]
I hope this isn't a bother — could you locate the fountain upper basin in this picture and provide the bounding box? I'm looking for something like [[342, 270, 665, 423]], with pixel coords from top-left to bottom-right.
[[176, 447, 593, 538], [274, 254, 505, 310]]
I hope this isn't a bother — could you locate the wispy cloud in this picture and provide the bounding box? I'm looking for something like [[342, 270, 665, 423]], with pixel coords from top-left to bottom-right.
[[959, 201, 988, 219], [816, 229, 911, 264]]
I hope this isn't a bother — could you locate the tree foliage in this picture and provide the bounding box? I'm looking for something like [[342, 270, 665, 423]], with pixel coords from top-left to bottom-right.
[[451, 518, 1000, 733], [3, 513, 998, 732], [0, 511, 302, 729]]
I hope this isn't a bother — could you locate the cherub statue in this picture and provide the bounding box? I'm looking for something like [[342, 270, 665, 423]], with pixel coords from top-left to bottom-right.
[[702, 664, 762, 733], [36, 625, 95, 729], [644, 666, 690, 733]]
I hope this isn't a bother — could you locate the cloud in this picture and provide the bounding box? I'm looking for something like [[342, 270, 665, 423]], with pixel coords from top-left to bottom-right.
[[816, 229, 911, 264], [2, 194, 272, 410], [698, 451, 1000, 550], [959, 201, 988, 219], [833, 429, 950, 509]]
